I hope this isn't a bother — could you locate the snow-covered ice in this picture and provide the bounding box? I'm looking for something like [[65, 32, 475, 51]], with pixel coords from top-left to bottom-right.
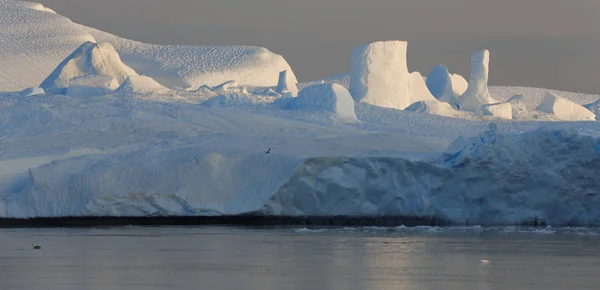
[[507, 95, 527, 110], [115, 75, 171, 95], [286, 83, 358, 122], [40, 42, 137, 90], [405, 100, 461, 118], [0, 0, 296, 91], [0, 1, 96, 92], [83, 27, 297, 90], [1, 1, 600, 225], [265, 128, 600, 225], [211, 80, 239, 94], [66, 76, 119, 97], [202, 92, 277, 107], [481, 103, 512, 120], [536, 92, 596, 121]]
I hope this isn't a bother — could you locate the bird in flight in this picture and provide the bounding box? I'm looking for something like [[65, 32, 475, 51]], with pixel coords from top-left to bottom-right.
[[265, 148, 271, 154]]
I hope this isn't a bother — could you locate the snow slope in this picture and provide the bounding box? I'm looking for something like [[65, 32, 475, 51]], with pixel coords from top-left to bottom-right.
[[0, 0, 296, 91], [0, 1, 95, 92], [116, 75, 171, 95]]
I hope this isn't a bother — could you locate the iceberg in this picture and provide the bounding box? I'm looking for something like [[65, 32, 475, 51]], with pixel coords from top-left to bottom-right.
[[349, 41, 435, 110]]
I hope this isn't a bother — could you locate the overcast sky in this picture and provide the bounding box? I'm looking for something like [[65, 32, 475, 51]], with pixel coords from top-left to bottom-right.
[[36, 0, 600, 93]]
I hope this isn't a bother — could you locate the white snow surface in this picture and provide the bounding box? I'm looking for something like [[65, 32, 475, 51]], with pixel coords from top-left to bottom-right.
[[482, 103, 512, 120], [69, 75, 119, 91], [300, 74, 352, 91], [457, 50, 499, 112], [405, 100, 461, 118], [115, 75, 171, 95], [0, 1, 96, 92], [286, 83, 358, 122], [0, 0, 296, 91], [349, 41, 435, 110], [202, 92, 277, 108], [83, 27, 296, 90], [536, 92, 596, 121], [211, 80, 239, 94]]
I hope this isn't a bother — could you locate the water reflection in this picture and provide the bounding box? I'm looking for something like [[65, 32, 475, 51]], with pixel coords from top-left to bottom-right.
[[0, 227, 599, 290]]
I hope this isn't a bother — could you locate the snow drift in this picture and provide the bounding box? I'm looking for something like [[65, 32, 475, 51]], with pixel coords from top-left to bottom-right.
[[115, 75, 170, 95], [349, 41, 435, 110], [457, 50, 499, 112], [265, 128, 600, 225], [536, 92, 596, 121], [40, 41, 138, 90], [405, 100, 460, 118], [286, 83, 358, 121]]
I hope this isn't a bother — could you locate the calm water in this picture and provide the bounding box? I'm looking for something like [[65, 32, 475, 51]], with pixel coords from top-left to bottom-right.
[[1, 226, 599, 290]]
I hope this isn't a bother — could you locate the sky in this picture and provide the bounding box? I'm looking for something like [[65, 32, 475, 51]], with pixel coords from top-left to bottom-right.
[[36, 0, 600, 94]]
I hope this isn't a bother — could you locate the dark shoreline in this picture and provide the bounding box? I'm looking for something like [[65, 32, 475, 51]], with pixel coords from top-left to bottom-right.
[[0, 215, 448, 228], [0, 215, 553, 228]]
